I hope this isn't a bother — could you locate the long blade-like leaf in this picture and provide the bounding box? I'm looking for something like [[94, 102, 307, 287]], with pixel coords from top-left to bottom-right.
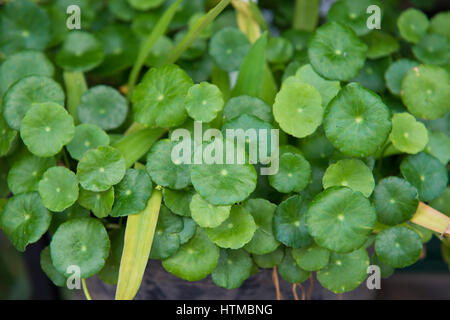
[[411, 202, 450, 236], [63, 71, 87, 124], [231, 32, 268, 98], [163, 0, 232, 65], [115, 188, 162, 300]]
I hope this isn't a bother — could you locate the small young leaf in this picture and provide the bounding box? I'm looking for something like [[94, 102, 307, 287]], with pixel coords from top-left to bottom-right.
[[374, 177, 419, 226], [38, 167, 79, 212]]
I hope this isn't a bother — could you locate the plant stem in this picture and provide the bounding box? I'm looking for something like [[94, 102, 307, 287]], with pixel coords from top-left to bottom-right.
[[115, 188, 163, 300], [293, 0, 320, 31], [63, 71, 87, 124], [81, 278, 92, 300], [127, 0, 182, 100], [411, 202, 450, 237], [164, 0, 232, 64]]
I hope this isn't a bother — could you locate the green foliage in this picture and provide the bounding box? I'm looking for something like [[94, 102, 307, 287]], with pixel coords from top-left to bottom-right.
[[0, 0, 448, 295]]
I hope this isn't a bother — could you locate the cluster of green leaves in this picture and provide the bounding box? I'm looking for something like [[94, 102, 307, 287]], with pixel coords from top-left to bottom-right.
[[0, 0, 449, 295]]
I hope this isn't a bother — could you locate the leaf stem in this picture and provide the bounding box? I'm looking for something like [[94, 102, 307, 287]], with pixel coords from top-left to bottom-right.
[[163, 0, 232, 65], [127, 0, 182, 100], [81, 278, 92, 300], [63, 71, 87, 124]]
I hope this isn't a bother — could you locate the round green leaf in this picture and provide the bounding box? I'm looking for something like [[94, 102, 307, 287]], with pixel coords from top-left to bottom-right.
[[163, 187, 195, 217], [109, 0, 138, 21], [55, 31, 104, 72], [400, 152, 448, 201], [77, 146, 126, 192], [206, 205, 256, 249], [3, 75, 65, 130], [50, 217, 110, 278], [97, 228, 125, 285], [324, 82, 391, 157], [317, 248, 369, 293], [397, 8, 429, 44], [150, 205, 183, 260], [0, 0, 50, 55], [273, 79, 323, 138], [266, 37, 293, 64], [412, 33, 450, 66], [221, 114, 274, 163], [78, 187, 115, 219], [45, 5, 68, 47], [292, 242, 330, 271], [273, 195, 312, 248], [352, 58, 390, 93], [20, 102, 75, 157], [361, 31, 399, 59], [371, 253, 394, 278], [385, 59, 419, 96], [401, 65, 450, 120], [191, 154, 257, 206], [430, 187, 450, 216], [278, 249, 310, 284], [128, 0, 163, 10], [40, 246, 66, 287], [269, 153, 311, 193], [132, 64, 193, 127], [308, 22, 367, 81], [425, 130, 450, 165], [322, 159, 375, 197], [78, 85, 128, 131], [0, 192, 51, 252], [94, 24, 139, 75], [146, 139, 191, 190], [145, 36, 174, 67], [429, 11, 450, 42], [295, 64, 341, 107], [0, 114, 16, 157], [253, 246, 285, 269], [162, 228, 219, 281], [243, 199, 279, 255], [374, 177, 419, 226], [282, 29, 312, 51], [174, 29, 206, 61], [131, 12, 158, 37], [299, 128, 335, 165], [67, 124, 110, 161], [179, 217, 197, 245], [390, 112, 428, 154], [306, 187, 376, 253], [0, 50, 54, 96], [185, 82, 224, 123], [190, 193, 231, 228], [375, 226, 422, 268], [111, 169, 152, 217], [38, 167, 79, 212], [7, 155, 56, 195], [223, 95, 273, 123], [212, 249, 253, 289], [327, 0, 382, 36], [209, 27, 251, 72]]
